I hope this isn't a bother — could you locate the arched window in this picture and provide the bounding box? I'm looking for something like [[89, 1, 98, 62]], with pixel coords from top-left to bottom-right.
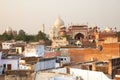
[[74, 33, 84, 40]]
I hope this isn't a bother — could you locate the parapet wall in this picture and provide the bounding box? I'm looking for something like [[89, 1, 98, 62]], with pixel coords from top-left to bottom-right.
[[68, 43, 120, 62]]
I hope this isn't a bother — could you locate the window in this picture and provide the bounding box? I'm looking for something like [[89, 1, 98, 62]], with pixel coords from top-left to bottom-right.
[[3, 64, 6, 68], [60, 58, 63, 61], [64, 58, 66, 60]]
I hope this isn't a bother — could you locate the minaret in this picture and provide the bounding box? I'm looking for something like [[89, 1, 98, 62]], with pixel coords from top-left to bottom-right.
[[5, 26, 12, 35], [42, 24, 45, 33]]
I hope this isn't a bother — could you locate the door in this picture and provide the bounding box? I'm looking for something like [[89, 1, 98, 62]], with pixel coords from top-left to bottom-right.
[[7, 64, 11, 70]]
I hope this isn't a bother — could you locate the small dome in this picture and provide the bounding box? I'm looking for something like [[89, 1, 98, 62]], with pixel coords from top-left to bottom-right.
[[105, 27, 112, 32], [6, 27, 12, 32], [60, 25, 65, 29], [88, 26, 92, 29], [54, 17, 64, 28], [49, 26, 55, 34]]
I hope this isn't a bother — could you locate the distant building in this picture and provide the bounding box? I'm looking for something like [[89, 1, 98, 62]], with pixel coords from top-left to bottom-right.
[[5, 27, 12, 35], [49, 17, 118, 47], [67, 25, 88, 40], [49, 17, 88, 40], [49, 17, 90, 39], [5, 27, 17, 36], [52, 37, 68, 48], [49, 17, 65, 40]]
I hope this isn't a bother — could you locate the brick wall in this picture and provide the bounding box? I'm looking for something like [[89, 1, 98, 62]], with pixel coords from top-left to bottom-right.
[[69, 43, 120, 63], [44, 51, 61, 58]]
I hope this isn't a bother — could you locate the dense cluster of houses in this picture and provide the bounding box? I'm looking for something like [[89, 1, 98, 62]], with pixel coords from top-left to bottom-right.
[[0, 17, 120, 80], [0, 39, 120, 80], [0, 40, 72, 80]]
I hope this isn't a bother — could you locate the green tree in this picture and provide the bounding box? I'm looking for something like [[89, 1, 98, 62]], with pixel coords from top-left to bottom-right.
[[15, 35, 26, 41], [116, 31, 120, 37], [62, 34, 72, 40], [0, 30, 49, 42], [25, 35, 36, 42], [36, 31, 48, 41], [0, 32, 14, 41], [18, 29, 25, 35]]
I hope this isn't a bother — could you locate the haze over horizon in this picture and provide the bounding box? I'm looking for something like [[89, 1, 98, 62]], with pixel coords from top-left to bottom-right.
[[0, 0, 120, 34]]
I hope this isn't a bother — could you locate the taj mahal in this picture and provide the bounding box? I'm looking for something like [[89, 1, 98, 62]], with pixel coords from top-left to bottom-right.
[[49, 17, 89, 40], [49, 17, 117, 47], [49, 17, 65, 40]]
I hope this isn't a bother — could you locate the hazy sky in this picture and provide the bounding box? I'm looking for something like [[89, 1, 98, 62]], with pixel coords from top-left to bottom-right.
[[0, 0, 120, 34]]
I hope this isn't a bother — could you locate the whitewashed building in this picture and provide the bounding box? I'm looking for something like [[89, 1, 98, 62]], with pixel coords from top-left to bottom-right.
[[24, 45, 44, 57], [2, 41, 15, 49], [51, 68, 112, 80], [0, 52, 20, 74], [2, 41, 26, 54], [70, 68, 112, 80], [56, 56, 70, 64]]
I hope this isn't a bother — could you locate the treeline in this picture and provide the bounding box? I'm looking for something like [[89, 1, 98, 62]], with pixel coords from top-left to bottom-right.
[[0, 30, 49, 42], [116, 31, 120, 37]]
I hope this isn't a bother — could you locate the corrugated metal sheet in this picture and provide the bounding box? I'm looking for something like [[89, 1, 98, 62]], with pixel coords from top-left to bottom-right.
[[35, 59, 56, 71]]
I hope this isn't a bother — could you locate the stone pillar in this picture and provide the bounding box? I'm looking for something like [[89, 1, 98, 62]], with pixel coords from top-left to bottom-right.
[[66, 66, 70, 74], [108, 59, 112, 76], [92, 62, 96, 71]]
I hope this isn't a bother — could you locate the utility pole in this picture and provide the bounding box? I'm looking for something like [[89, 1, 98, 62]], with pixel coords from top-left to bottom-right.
[[118, 43, 120, 58]]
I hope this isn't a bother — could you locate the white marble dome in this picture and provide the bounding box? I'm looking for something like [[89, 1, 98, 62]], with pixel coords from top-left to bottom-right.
[[105, 27, 112, 32], [54, 17, 64, 28], [6, 27, 12, 32]]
